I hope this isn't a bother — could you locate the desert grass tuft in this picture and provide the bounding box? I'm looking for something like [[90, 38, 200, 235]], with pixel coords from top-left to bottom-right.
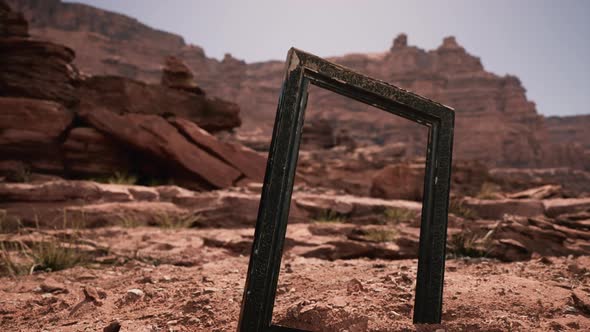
[[107, 171, 138, 185], [362, 228, 398, 243], [449, 199, 478, 219], [476, 182, 502, 200], [312, 209, 347, 223], [30, 240, 90, 273], [382, 207, 416, 224], [153, 212, 201, 229], [447, 228, 494, 258]]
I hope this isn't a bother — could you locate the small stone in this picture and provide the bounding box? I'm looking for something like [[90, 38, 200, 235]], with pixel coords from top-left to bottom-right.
[[571, 289, 590, 315], [331, 296, 348, 308], [126, 288, 145, 301], [40, 280, 67, 294], [188, 317, 201, 324], [103, 320, 121, 332], [83, 286, 104, 305], [203, 287, 218, 294], [346, 278, 364, 293]]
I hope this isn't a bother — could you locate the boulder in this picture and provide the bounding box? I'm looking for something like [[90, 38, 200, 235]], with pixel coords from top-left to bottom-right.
[[160, 56, 204, 95], [370, 164, 424, 201], [78, 75, 240, 132], [78, 107, 242, 190], [0, 39, 78, 106], [370, 161, 492, 201], [169, 117, 266, 182], [300, 119, 336, 150]]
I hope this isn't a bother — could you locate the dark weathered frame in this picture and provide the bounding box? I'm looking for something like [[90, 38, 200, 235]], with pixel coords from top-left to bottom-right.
[[238, 48, 454, 331]]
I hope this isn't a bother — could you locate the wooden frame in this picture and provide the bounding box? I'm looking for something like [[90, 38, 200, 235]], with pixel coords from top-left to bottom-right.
[[238, 48, 455, 331]]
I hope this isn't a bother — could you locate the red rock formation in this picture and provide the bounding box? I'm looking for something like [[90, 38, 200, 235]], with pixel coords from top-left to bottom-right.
[[545, 115, 590, 170], [62, 127, 131, 176], [0, 1, 264, 190], [77, 107, 243, 190], [0, 97, 74, 174], [5, 0, 589, 170], [78, 75, 241, 133]]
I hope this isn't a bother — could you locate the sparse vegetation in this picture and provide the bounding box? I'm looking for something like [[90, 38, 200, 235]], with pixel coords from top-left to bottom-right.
[[382, 207, 416, 224], [312, 209, 347, 223], [13, 164, 32, 183], [0, 236, 93, 276], [0, 211, 95, 276], [106, 171, 138, 185], [447, 228, 494, 258], [118, 213, 142, 228], [29, 240, 91, 273], [476, 182, 502, 200], [449, 198, 478, 219], [362, 228, 398, 243], [0, 210, 23, 234], [153, 212, 201, 229], [0, 242, 30, 276]]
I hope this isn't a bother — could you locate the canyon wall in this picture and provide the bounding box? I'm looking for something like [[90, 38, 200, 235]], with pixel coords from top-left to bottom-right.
[[6, 0, 589, 170]]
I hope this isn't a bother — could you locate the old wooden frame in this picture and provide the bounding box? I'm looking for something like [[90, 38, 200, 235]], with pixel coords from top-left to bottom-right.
[[238, 48, 454, 331]]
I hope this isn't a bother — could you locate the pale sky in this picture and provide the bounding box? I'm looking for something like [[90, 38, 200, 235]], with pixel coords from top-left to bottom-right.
[[68, 0, 589, 117]]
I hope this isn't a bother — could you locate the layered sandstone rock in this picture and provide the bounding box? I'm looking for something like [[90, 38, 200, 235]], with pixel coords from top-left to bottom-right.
[[1, 178, 589, 262], [0, 97, 73, 173], [62, 127, 131, 176], [78, 75, 240, 133], [0, 11, 78, 106], [77, 107, 243, 190], [0, 1, 262, 190], [490, 167, 590, 195]]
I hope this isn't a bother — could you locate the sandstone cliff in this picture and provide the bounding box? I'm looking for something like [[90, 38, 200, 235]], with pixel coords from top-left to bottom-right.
[[5, 0, 588, 170]]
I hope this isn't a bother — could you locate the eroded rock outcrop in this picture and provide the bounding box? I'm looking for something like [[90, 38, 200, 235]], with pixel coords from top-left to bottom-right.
[[0, 2, 260, 190], [78, 75, 240, 133], [161, 55, 204, 95]]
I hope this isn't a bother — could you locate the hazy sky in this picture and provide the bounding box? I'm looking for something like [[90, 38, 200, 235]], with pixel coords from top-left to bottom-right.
[[68, 0, 589, 117]]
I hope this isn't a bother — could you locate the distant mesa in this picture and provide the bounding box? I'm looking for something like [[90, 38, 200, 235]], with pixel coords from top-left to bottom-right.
[[439, 36, 462, 50]]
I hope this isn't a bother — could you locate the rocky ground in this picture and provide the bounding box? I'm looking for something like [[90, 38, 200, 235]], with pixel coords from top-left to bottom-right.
[[0, 224, 589, 331], [0, 178, 589, 331]]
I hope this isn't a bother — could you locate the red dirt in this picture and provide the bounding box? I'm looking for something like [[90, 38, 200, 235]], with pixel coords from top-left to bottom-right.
[[0, 227, 588, 331]]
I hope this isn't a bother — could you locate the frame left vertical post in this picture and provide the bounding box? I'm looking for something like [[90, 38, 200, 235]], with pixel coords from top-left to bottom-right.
[[238, 49, 309, 332]]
